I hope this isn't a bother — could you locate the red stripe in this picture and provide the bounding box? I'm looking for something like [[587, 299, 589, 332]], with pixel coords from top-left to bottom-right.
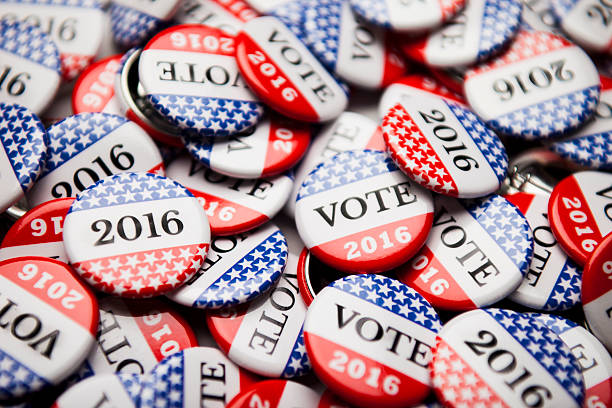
[[214, 0, 259, 22], [504, 192, 535, 219], [381, 36, 407, 88], [144, 25, 237, 56], [206, 305, 248, 354], [585, 376, 612, 408], [262, 114, 311, 177], [364, 126, 386, 151], [147, 162, 166, 176]]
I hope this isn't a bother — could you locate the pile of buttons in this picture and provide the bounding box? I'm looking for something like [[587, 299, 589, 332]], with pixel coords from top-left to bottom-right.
[[0, 0, 610, 407]]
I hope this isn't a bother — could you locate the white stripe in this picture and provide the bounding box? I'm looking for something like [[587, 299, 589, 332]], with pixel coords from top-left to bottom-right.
[[55, 374, 136, 408], [0, 241, 68, 263], [559, 326, 612, 390], [112, 0, 178, 19], [278, 381, 320, 408], [385, 0, 441, 30], [584, 290, 612, 353], [562, 0, 612, 52]]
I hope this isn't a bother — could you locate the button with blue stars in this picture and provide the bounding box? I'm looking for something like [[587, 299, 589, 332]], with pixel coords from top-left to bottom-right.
[[226, 380, 345, 408], [464, 29, 601, 140], [397, 194, 534, 310], [550, 0, 612, 53], [167, 222, 288, 309], [430, 308, 585, 408], [52, 373, 142, 408], [303, 274, 442, 408]]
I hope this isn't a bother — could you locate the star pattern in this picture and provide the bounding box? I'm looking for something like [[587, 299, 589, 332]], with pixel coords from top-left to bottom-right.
[[273, 0, 310, 37], [60, 53, 95, 81], [331, 274, 442, 332], [349, 0, 391, 28], [543, 261, 582, 311], [550, 0, 575, 18], [0, 19, 60, 72], [282, 327, 312, 377], [183, 135, 213, 166], [550, 131, 612, 170], [303, 0, 343, 71], [475, 0, 521, 63], [194, 230, 288, 308], [118, 373, 142, 406], [0, 348, 49, 400], [109, 3, 165, 49], [0, 103, 48, 192], [529, 312, 578, 335], [139, 352, 185, 408]]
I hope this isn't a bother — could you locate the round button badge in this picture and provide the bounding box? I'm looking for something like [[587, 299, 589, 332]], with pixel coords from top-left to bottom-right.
[[72, 54, 124, 116], [175, 0, 259, 35], [63, 172, 211, 297], [550, 0, 612, 54], [52, 373, 141, 408]]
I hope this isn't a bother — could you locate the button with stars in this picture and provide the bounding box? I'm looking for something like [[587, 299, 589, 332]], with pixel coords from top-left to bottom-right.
[[175, 0, 260, 36], [304, 274, 442, 408], [464, 29, 601, 140], [397, 194, 534, 311], [430, 308, 585, 408], [72, 54, 124, 116], [52, 373, 142, 408], [26, 112, 164, 207], [550, 0, 612, 54], [382, 95, 508, 198], [62, 171, 211, 298]]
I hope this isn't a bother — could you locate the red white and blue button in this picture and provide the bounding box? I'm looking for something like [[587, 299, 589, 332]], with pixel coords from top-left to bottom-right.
[[550, 0, 612, 53], [52, 373, 142, 408], [72, 54, 124, 115]]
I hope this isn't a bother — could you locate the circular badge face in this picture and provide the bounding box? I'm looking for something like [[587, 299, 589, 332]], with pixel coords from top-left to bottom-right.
[[72, 54, 124, 115], [207, 269, 311, 378], [297, 248, 349, 306], [431, 308, 585, 408], [226, 380, 331, 408], [295, 149, 434, 273], [63, 172, 211, 297], [0, 103, 48, 212], [304, 274, 441, 408], [175, 0, 259, 35], [168, 223, 288, 309], [548, 171, 612, 265], [0, 20, 60, 115], [0, 198, 73, 263], [235, 16, 349, 123], [138, 347, 256, 408], [166, 155, 294, 236], [397, 194, 533, 310], [183, 113, 311, 179], [551, 0, 612, 53], [505, 192, 582, 311], [464, 30, 601, 140], [303, 0, 405, 89], [0, 257, 98, 401], [582, 233, 612, 353], [382, 96, 508, 198], [140, 25, 265, 138], [27, 113, 165, 207], [52, 373, 142, 408]]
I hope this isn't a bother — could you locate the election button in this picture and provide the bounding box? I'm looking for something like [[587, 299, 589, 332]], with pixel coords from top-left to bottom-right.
[[0, 257, 98, 401], [303, 0, 406, 89], [72, 54, 124, 116], [168, 223, 288, 309], [430, 308, 585, 408], [505, 192, 582, 311], [226, 380, 341, 408], [235, 16, 349, 123], [52, 373, 142, 408], [26, 112, 165, 207], [297, 248, 348, 306], [63, 172, 211, 297], [138, 346, 257, 408], [0, 19, 61, 115], [303, 274, 442, 408], [548, 171, 612, 265], [530, 313, 612, 408], [0, 103, 48, 212], [551, 0, 612, 53], [464, 30, 601, 140], [183, 112, 311, 179], [175, 0, 259, 35], [404, 0, 522, 68], [582, 233, 612, 353], [0, 198, 73, 263], [166, 155, 294, 236], [520, 0, 564, 35], [207, 268, 311, 378], [397, 194, 534, 310], [382, 95, 508, 198]]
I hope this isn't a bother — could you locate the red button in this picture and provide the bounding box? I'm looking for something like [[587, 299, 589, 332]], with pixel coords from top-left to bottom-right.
[[72, 54, 124, 116]]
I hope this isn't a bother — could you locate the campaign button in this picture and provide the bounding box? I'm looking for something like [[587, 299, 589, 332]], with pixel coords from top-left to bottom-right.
[[404, 0, 521, 68], [52, 373, 141, 408], [397, 194, 533, 310], [551, 0, 612, 53], [548, 171, 612, 265], [430, 308, 585, 408], [138, 346, 257, 408], [226, 380, 344, 408], [582, 233, 612, 353], [505, 192, 582, 311], [304, 274, 442, 408], [297, 248, 348, 306], [464, 30, 601, 140], [183, 112, 311, 179], [0, 20, 60, 115], [63, 172, 211, 297], [166, 155, 293, 236], [168, 223, 288, 309], [140, 24, 265, 138], [207, 268, 310, 378], [295, 149, 434, 273], [382, 96, 508, 198], [72, 54, 123, 116], [0, 103, 48, 212], [520, 0, 564, 34], [0, 257, 98, 401], [26, 112, 165, 207], [0, 198, 73, 263], [235, 16, 348, 123], [175, 0, 259, 35]]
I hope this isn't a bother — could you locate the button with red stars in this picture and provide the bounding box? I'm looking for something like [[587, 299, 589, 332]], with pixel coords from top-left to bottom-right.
[[464, 29, 601, 140], [52, 373, 142, 408], [175, 0, 260, 35], [62, 172, 211, 297], [227, 380, 350, 408], [382, 95, 508, 198], [548, 171, 612, 266], [183, 112, 311, 179], [72, 54, 124, 116], [297, 248, 348, 306], [430, 308, 585, 408], [295, 149, 434, 273], [235, 16, 349, 123], [0, 257, 98, 402], [397, 194, 534, 310], [304, 274, 442, 408], [166, 154, 293, 236], [26, 113, 165, 207], [550, 0, 612, 54]]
